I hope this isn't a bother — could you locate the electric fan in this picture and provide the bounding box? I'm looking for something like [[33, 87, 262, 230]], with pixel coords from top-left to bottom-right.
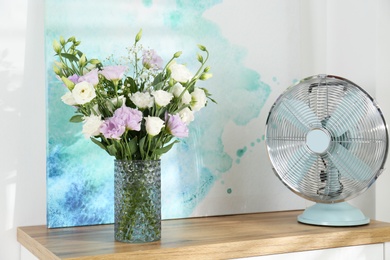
[[265, 74, 389, 226]]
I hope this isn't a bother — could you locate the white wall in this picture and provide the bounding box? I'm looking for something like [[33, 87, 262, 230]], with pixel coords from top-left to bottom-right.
[[1, 1, 389, 259], [375, 0, 390, 222], [0, 0, 46, 259]]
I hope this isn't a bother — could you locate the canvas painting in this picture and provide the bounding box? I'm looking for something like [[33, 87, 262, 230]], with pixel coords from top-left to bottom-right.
[[45, 0, 305, 228]]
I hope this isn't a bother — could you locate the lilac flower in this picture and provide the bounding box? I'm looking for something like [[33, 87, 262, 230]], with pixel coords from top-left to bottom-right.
[[100, 117, 126, 140], [113, 105, 142, 131], [99, 65, 127, 81], [68, 74, 80, 84], [79, 69, 99, 86], [142, 49, 163, 70], [165, 113, 189, 138]]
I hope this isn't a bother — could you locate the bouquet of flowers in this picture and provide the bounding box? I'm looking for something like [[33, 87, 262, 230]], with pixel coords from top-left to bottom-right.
[[52, 29, 215, 161]]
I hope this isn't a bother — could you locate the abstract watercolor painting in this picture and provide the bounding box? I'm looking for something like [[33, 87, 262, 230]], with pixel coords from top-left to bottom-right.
[[45, 0, 305, 228]]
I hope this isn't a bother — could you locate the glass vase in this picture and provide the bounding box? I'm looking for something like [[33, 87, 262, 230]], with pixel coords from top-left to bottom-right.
[[114, 159, 161, 243]]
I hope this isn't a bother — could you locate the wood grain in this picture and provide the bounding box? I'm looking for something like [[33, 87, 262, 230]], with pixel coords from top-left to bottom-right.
[[17, 210, 390, 259]]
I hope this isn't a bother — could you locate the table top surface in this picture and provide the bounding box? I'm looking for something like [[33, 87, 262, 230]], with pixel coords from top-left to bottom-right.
[[17, 210, 390, 260]]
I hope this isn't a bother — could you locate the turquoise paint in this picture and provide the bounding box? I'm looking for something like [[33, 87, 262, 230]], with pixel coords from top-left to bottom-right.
[[227, 188, 232, 194], [143, 0, 153, 7], [236, 147, 247, 158], [45, 0, 272, 224], [165, 11, 182, 28]]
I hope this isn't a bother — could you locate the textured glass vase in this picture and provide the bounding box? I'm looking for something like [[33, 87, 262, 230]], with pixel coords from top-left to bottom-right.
[[114, 160, 161, 243]]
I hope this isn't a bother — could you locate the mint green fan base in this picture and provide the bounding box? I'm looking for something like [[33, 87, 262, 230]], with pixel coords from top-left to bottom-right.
[[298, 202, 370, 226]]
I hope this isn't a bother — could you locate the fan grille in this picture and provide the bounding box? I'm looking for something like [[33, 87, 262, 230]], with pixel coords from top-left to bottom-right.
[[265, 75, 388, 203]]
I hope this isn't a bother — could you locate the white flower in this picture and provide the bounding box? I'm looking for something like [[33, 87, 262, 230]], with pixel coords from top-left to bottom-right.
[[82, 115, 103, 138], [61, 92, 77, 106], [72, 81, 96, 105], [171, 83, 191, 105], [145, 116, 165, 136], [130, 91, 154, 109], [169, 61, 193, 83], [178, 107, 194, 125], [152, 90, 173, 107], [190, 87, 207, 112]]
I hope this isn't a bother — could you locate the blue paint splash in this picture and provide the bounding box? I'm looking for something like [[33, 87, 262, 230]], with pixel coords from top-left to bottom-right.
[[45, 0, 271, 226]]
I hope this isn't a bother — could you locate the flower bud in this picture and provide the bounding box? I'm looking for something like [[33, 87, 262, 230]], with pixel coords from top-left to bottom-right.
[[135, 29, 142, 43], [199, 73, 212, 80], [53, 65, 61, 76], [61, 76, 75, 91], [89, 59, 101, 65], [59, 36, 66, 46], [168, 78, 175, 86], [173, 51, 182, 58], [197, 44, 207, 51], [68, 36, 76, 43], [197, 53, 203, 63], [54, 61, 65, 69], [74, 41, 81, 46], [53, 40, 61, 53], [203, 66, 211, 72], [79, 53, 86, 67]]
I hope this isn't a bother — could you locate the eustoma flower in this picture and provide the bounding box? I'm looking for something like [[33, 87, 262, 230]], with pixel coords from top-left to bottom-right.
[[52, 30, 215, 160], [82, 115, 103, 138], [190, 87, 207, 112], [178, 107, 194, 125], [113, 105, 143, 131], [72, 81, 96, 105], [130, 92, 154, 109], [145, 116, 165, 136], [171, 83, 191, 105], [142, 49, 163, 70], [166, 113, 188, 138], [152, 90, 173, 107], [100, 65, 127, 86], [169, 61, 193, 83], [79, 69, 99, 86], [100, 117, 126, 140]]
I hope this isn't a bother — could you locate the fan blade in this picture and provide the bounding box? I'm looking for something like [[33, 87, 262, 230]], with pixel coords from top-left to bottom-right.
[[278, 99, 321, 132], [277, 144, 318, 189], [326, 88, 367, 136], [328, 143, 372, 181]]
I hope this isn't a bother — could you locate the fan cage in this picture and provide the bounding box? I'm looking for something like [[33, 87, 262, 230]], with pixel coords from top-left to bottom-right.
[[265, 74, 389, 203]]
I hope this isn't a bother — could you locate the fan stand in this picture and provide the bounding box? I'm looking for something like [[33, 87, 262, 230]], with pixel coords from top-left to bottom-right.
[[297, 202, 370, 226]]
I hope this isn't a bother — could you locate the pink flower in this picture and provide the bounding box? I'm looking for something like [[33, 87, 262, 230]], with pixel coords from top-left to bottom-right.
[[165, 113, 189, 138], [113, 105, 143, 131], [100, 65, 127, 81], [68, 74, 80, 84], [100, 117, 126, 140], [79, 69, 99, 86], [142, 49, 163, 70]]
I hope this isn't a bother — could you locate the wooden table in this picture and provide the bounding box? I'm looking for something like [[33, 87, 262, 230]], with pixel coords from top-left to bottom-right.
[[17, 210, 390, 259]]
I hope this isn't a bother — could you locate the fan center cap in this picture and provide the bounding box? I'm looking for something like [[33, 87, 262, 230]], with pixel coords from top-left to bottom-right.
[[306, 128, 331, 154]]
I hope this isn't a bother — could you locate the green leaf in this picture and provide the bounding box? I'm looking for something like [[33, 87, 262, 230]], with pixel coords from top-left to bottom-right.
[[128, 137, 138, 154], [90, 137, 107, 152], [139, 136, 146, 158], [60, 53, 79, 62], [152, 72, 164, 87], [124, 77, 137, 93], [107, 144, 117, 156], [154, 140, 179, 156], [69, 114, 84, 123]]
